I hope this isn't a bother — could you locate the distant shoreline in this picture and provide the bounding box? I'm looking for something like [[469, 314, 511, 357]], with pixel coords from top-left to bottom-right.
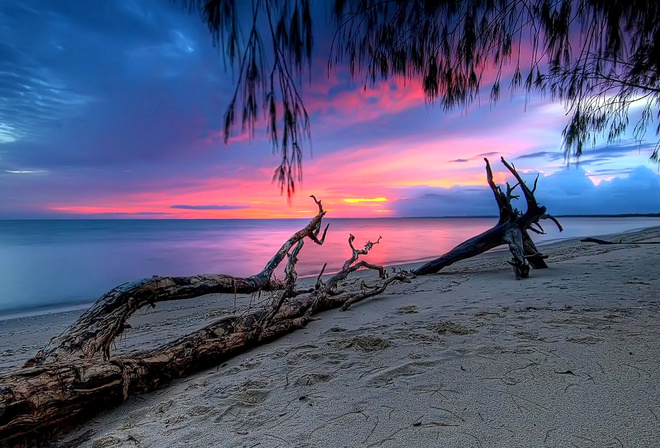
[[0, 303, 93, 323], [2, 224, 659, 324], [1, 213, 659, 221]]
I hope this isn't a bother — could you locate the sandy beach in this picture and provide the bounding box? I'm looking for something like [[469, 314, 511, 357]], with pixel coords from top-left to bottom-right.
[[1, 227, 659, 447]]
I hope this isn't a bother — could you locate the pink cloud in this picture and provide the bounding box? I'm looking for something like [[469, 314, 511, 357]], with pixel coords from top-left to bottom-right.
[[40, 42, 575, 221], [304, 76, 426, 127], [46, 96, 569, 219]]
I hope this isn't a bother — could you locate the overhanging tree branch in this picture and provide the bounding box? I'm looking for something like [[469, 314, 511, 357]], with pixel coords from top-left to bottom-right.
[[186, 1, 660, 197]]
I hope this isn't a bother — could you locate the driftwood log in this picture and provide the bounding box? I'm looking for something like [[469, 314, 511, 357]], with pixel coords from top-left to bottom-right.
[[1, 159, 560, 445], [415, 157, 563, 279], [0, 197, 411, 447]]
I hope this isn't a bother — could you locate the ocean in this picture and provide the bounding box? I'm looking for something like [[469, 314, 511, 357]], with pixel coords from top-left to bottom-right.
[[0, 216, 658, 318]]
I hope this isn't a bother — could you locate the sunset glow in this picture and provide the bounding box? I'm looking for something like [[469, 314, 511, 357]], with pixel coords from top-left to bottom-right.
[[343, 198, 389, 204], [1, 2, 659, 219]]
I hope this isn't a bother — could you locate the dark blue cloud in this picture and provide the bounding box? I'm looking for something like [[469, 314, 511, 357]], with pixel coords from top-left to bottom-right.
[[391, 166, 660, 217], [448, 152, 504, 163], [0, 0, 237, 171], [515, 150, 564, 161], [514, 141, 656, 167], [535, 165, 660, 215], [391, 186, 498, 217], [575, 142, 656, 166]]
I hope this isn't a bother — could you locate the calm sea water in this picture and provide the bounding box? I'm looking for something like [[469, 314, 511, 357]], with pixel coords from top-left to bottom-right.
[[0, 217, 658, 317]]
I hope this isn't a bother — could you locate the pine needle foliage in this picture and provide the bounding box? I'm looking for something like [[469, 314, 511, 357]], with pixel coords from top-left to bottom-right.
[[184, 0, 660, 196]]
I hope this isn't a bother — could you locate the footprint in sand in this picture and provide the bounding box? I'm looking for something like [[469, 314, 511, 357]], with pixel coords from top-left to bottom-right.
[[233, 379, 272, 405], [515, 331, 546, 342], [427, 321, 476, 335], [287, 344, 348, 366], [392, 329, 440, 343], [395, 305, 419, 314], [294, 372, 332, 386], [328, 335, 392, 352], [90, 435, 124, 448], [187, 405, 214, 417], [366, 360, 438, 387], [565, 335, 602, 345]]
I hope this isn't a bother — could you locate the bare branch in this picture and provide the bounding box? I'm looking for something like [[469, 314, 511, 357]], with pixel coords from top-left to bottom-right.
[[26, 196, 328, 366], [416, 158, 561, 277], [2, 197, 413, 446], [540, 213, 564, 232], [341, 272, 414, 311]]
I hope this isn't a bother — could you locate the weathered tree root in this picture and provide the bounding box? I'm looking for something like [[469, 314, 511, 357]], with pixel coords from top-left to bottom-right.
[[414, 157, 562, 279], [0, 197, 411, 447], [25, 196, 329, 368]]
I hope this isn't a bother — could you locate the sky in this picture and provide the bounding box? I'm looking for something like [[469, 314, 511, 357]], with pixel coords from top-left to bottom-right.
[[1, 0, 659, 219]]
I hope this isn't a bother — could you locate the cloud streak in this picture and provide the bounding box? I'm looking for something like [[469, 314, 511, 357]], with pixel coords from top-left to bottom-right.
[[170, 204, 250, 210]]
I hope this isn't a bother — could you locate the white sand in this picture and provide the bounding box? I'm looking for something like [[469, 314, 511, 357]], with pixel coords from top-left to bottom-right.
[[2, 227, 660, 447]]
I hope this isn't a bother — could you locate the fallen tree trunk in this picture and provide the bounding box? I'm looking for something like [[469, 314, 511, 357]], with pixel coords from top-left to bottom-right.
[[0, 197, 411, 447], [414, 157, 562, 279], [25, 198, 331, 368], [0, 159, 562, 444]]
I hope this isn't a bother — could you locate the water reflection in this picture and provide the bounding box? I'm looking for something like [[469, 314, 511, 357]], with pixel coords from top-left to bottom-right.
[[0, 217, 657, 315]]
